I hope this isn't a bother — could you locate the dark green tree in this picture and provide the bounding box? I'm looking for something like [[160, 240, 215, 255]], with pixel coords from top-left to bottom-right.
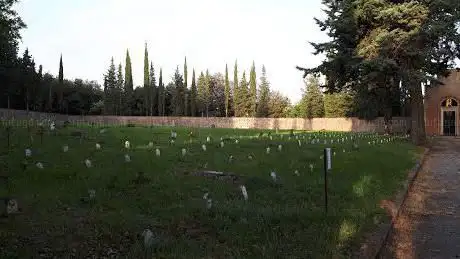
[[58, 54, 64, 112], [224, 64, 230, 117], [115, 63, 123, 115], [103, 57, 117, 115], [256, 65, 270, 117], [158, 68, 165, 116], [149, 62, 157, 116], [124, 49, 134, 115], [0, 0, 26, 109], [268, 91, 290, 118], [249, 61, 257, 116], [300, 76, 324, 118], [233, 60, 238, 114], [171, 66, 185, 116], [190, 69, 197, 116], [183, 57, 188, 116], [235, 71, 250, 117], [143, 43, 150, 115], [197, 71, 206, 116]]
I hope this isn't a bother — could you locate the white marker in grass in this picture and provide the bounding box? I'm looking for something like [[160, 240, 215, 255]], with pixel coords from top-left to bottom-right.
[[155, 148, 161, 157], [124, 141, 130, 149], [124, 154, 131, 162], [170, 139, 175, 144], [202, 144, 207, 151], [278, 144, 282, 151], [148, 142, 154, 148], [85, 159, 92, 168], [206, 198, 213, 209], [142, 229, 155, 248], [95, 143, 101, 149], [181, 148, 187, 156], [50, 122, 55, 131], [294, 170, 300, 176], [36, 162, 44, 169], [220, 141, 225, 148], [309, 163, 314, 172], [248, 155, 253, 160], [99, 129, 107, 134], [270, 171, 278, 182], [240, 185, 248, 200], [206, 136, 211, 143], [25, 149, 32, 157], [88, 189, 96, 199], [62, 145, 69, 153], [266, 147, 271, 154], [229, 155, 234, 163]]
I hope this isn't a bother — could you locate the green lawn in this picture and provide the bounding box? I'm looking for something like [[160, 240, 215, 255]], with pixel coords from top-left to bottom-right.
[[0, 123, 421, 258]]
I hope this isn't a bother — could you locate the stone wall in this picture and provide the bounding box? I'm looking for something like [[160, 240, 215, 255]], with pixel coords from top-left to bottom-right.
[[0, 108, 411, 133]]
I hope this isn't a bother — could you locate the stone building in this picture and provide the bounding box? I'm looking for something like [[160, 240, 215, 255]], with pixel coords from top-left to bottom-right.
[[425, 69, 460, 136]]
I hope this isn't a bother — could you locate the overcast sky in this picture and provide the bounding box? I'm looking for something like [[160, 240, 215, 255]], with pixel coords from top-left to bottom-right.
[[16, 0, 328, 103]]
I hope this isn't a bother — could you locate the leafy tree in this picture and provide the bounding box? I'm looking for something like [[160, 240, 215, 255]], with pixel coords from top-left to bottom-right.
[[149, 62, 157, 116], [115, 63, 123, 115], [268, 91, 290, 118], [233, 60, 238, 114], [197, 72, 206, 116], [170, 66, 185, 116], [234, 71, 250, 117], [224, 64, 230, 117], [124, 49, 134, 115], [0, 0, 26, 109], [300, 76, 324, 118], [256, 65, 270, 117], [143, 43, 150, 115], [183, 57, 188, 116], [209, 73, 226, 117], [249, 61, 257, 116], [204, 70, 211, 116], [190, 69, 197, 116], [323, 92, 354, 117], [58, 54, 64, 112], [158, 68, 165, 116], [103, 57, 117, 115]]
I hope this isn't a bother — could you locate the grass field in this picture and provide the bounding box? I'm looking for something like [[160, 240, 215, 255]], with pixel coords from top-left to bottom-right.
[[0, 122, 422, 258]]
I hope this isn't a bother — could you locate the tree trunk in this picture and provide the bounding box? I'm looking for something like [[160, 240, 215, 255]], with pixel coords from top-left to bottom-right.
[[408, 79, 426, 145]]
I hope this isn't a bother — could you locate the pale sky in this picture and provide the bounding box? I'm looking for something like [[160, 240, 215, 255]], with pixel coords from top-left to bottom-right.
[[16, 0, 328, 104]]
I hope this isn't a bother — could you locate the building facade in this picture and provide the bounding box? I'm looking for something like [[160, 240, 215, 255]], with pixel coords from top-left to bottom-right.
[[425, 69, 460, 136]]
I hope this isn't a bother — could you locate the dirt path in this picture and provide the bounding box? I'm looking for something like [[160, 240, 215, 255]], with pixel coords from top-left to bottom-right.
[[379, 137, 460, 259]]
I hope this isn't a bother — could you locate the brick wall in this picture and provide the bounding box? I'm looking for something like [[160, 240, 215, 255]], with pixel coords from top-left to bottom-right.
[[0, 108, 411, 133]]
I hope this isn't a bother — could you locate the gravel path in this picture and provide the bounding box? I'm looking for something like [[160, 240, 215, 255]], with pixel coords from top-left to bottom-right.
[[379, 137, 460, 259]]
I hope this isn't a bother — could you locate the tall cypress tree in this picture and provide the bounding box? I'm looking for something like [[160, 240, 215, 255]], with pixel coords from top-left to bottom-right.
[[143, 43, 150, 115], [197, 72, 206, 116], [58, 54, 64, 112], [204, 69, 211, 117], [183, 57, 188, 116], [124, 49, 134, 115], [237, 71, 250, 117], [257, 65, 270, 117], [190, 69, 197, 116], [103, 57, 117, 115], [224, 64, 230, 117], [249, 61, 257, 116], [233, 60, 238, 115], [171, 66, 185, 116], [149, 62, 157, 115], [116, 63, 124, 115], [158, 68, 165, 116]]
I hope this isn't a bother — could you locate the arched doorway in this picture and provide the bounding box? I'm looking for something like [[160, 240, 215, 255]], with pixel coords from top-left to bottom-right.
[[440, 97, 458, 136]]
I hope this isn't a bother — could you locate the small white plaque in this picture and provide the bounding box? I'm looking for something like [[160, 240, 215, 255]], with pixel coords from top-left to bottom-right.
[[325, 148, 332, 170]]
